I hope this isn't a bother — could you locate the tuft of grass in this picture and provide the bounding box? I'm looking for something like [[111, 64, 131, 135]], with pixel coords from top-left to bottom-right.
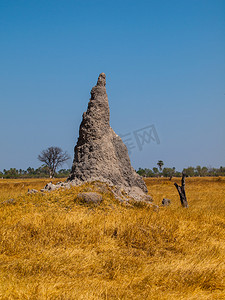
[[0, 177, 225, 299]]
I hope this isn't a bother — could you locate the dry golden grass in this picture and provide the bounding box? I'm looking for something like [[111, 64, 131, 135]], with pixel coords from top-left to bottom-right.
[[0, 177, 225, 299]]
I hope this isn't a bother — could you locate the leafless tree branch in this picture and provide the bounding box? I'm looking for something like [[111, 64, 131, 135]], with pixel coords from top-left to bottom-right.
[[38, 147, 70, 178]]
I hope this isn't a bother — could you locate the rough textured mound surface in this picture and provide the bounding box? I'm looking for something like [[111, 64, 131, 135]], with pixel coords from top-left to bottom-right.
[[68, 73, 149, 200]]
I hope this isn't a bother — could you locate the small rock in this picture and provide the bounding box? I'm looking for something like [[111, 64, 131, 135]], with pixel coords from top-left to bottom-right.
[[1, 198, 17, 205], [44, 182, 57, 191], [162, 198, 171, 206], [41, 181, 71, 192], [76, 192, 103, 204], [60, 182, 71, 189], [28, 189, 38, 194], [152, 204, 159, 210], [144, 195, 153, 202]]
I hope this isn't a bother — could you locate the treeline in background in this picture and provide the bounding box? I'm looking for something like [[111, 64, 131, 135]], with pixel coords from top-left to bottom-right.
[[1, 165, 225, 179], [137, 166, 225, 178], [0, 165, 70, 179]]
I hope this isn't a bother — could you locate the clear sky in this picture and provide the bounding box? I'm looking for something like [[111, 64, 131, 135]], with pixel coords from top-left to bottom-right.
[[0, 0, 224, 171]]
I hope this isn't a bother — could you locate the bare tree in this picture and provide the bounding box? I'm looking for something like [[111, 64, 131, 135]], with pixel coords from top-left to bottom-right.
[[38, 147, 70, 178], [174, 172, 188, 207]]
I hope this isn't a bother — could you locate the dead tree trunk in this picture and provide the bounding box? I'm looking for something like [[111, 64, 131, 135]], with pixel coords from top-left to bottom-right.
[[174, 173, 188, 207]]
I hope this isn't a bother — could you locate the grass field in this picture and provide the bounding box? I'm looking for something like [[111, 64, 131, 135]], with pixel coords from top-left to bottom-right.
[[0, 177, 225, 299]]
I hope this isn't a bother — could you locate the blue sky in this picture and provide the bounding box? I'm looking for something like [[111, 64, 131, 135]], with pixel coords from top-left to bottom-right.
[[0, 0, 224, 171]]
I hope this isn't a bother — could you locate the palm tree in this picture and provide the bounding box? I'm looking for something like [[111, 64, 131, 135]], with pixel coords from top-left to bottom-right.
[[157, 160, 164, 172]]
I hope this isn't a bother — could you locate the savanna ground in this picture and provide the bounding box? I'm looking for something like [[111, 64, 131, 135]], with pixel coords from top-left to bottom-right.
[[0, 177, 224, 300]]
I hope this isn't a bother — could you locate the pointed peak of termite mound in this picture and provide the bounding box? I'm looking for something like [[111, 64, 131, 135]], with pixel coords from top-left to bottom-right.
[[96, 72, 106, 86]]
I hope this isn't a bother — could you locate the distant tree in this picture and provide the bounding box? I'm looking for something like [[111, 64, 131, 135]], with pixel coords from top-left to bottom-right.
[[163, 167, 175, 179], [218, 166, 225, 176], [137, 168, 146, 177], [207, 167, 215, 176], [196, 165, 202, 176], [153, 167, 159, 177], [175, 171, 182, 177], [38, 147, 70, 178], [35, 165, 49, 177], [57, 169, 71, 177], [27, 167, 35, 175], [183, 167, 195, 177], [146, 169, 154, 177], [201, 166, 208, 176], [137, 168, 154, 177], [157, 160, 164, 172], [3, 168, 18, 178]]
